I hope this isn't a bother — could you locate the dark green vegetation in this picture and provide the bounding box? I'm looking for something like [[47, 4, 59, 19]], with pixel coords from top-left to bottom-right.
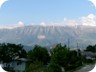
[[0, 43, 27, 71], [0, 43, 95, 72], [0, 43, 27, 63], [24, 44, 96, 72], [27, 45, 50, 65], [85, 45, 96, 53]]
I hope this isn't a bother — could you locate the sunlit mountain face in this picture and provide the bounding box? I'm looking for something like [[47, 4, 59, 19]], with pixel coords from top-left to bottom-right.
[[0, 25, 96, 48]]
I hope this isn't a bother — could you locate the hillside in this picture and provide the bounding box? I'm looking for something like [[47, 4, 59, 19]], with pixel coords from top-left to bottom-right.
[[0, 25, 96, 48]]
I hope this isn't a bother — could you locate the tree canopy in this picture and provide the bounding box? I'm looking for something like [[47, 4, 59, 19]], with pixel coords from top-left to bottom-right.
[[0, 43, 27, 63], [27, 45, 50, 65]]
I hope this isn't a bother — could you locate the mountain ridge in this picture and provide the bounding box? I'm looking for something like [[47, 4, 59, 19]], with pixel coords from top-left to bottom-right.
[[0, 25, 96, 48]]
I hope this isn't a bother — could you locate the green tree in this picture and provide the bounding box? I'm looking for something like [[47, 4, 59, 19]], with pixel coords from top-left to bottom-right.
[[85, 45, 96, 53], [27, 45, 50, 65], [65, 50, 83, 71], [50, 44, 83, 71], [51, 44, 69, 67], [44, 63, 62, 72], [25, 61, 44, 72], [0, 43, 27, 63]]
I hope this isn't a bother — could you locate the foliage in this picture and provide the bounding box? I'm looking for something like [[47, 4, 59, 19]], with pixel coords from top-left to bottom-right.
[[50, 44, 84, 71], [27, 45, 50, 65], [44, 63, 62, 72], [64, 50, 83, 71], [85, 45, 96, 53], [0, 43, 27, 63], [0, 43, 95, 72], [24, 61, 45, 72], [51, 44, 69, 67]]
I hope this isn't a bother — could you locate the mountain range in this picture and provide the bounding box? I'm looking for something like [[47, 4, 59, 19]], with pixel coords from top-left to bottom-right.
[[0, 25, 96, 49]]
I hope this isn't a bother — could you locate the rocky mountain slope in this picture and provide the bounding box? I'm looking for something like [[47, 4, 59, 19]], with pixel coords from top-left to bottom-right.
[[0, 25, 96, 48]]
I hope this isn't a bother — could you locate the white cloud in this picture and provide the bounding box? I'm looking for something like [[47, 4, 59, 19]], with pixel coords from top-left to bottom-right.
[[87, 14, 95, 19], [89, 0, 96, 8], [64, 19, 78, 26], [17, 21, 24, 27], [80, 14, 96, 26], [61, 14, 96, 27], [0, 14, 96, 29], [40, 22, 46, 27], [0, 25, 14, 29], [38, 14, 96, 27], [0, 21, 25, 29]]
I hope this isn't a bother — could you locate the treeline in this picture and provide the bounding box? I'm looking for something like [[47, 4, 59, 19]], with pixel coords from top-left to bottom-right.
[[0, 43, 27, 71], [0, 43, 96, 72], [0, 43, 27, 63], [25, 44, 96, 72]]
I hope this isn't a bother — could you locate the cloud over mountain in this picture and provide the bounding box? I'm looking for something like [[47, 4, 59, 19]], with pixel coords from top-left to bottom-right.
[[80, 14, 96, 26], [0, 14, 96, 29], [63, 14, 96, 26], [0, 21, 25, 29]]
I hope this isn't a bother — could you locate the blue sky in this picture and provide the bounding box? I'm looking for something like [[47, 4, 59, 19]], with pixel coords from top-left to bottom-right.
[[0, 0, 96, 25]]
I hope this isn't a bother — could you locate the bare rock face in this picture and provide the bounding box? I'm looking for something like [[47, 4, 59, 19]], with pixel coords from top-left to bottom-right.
[[0, 25, 96, 48]]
